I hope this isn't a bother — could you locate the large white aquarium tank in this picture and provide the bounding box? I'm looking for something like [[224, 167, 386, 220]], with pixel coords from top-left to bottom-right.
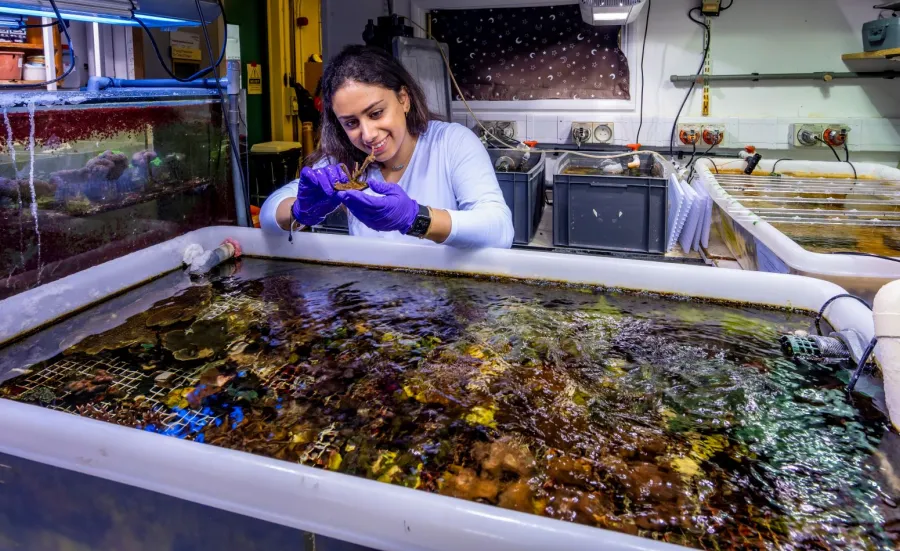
[[0, 224, 898, 550]]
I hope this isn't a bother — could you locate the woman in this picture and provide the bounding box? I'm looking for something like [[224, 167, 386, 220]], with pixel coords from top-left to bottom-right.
[[260, 45, 514, 248]]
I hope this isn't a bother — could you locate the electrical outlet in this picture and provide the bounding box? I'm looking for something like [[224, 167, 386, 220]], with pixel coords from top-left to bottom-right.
[[482, 121, 517, 142], [593, 123, 615, 144], [701, 125, 725, 146], [571, 122, 593, 145], [677, 124, 702, 146], [792, 123, 851, 148]]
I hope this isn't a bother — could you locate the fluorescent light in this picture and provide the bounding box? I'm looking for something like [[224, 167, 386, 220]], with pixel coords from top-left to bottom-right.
[[593, 11, 630, 21], [0, 5, 136, 25], [0, 6, 203, 27], [134, 13, 200, 26]]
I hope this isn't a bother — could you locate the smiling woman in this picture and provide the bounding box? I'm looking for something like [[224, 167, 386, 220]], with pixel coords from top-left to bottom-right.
[[259, 45, 515, 249]]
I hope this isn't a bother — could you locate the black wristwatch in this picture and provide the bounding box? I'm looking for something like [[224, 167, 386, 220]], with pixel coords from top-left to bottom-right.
[[405, 204, 432, 238]]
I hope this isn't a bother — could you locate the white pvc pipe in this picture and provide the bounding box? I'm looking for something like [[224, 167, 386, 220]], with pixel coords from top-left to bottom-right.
[[0, 399, 682, 551], [874, 279, 900, 431], [41, 18, 57, 91]]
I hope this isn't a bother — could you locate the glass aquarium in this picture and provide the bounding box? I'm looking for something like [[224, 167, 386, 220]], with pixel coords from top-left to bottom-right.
[[1, 257, 896, 550], [0, 90, 236, 301]]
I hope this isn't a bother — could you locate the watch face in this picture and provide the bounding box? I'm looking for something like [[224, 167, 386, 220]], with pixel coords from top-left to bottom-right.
[[408, 205, 431, 238]]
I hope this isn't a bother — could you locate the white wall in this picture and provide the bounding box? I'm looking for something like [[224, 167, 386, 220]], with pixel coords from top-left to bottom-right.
[[322, 0, 900, 159], [321, 0, 384, 61]]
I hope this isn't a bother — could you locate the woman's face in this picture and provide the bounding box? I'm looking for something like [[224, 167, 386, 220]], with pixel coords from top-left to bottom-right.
[[331, 81, 410, 163]]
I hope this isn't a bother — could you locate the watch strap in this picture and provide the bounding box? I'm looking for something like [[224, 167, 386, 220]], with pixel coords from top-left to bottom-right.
[[405, 204, 432, 238]]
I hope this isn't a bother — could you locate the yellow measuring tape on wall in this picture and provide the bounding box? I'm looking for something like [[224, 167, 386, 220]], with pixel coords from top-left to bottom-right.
[[702, 16, 711, 117]]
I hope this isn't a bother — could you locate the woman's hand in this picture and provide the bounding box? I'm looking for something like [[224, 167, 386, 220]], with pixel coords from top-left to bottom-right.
[[336, 179, 419, 234], [291, 165, 346, 226]]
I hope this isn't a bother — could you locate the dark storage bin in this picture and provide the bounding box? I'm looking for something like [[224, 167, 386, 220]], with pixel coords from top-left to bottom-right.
[[489, 149, 545, 245], [553, 152, 668, 255], [248, 142, 303, 207]]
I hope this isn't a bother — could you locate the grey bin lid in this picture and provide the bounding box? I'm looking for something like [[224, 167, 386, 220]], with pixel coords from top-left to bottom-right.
[[392, 36, 453, 121]]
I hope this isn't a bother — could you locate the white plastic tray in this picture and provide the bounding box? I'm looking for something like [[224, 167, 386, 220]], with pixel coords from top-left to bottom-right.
[[696, 158, 900, 297], [0, 227, 877, 551]]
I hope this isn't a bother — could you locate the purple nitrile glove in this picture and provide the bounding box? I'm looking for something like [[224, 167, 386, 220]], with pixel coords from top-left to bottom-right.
[[336, 179, 419, 234], [291, 165, 346, 226]]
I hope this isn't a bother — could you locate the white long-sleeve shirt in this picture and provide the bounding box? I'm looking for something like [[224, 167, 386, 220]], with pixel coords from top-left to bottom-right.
[[259, 120, 514, 249]]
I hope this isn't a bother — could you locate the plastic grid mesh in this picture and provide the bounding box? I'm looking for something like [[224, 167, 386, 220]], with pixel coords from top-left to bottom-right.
[[16, 357, 220, 433], [198, 294, 274, 321]]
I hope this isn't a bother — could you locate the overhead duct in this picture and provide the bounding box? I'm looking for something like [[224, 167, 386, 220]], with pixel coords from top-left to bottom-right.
[[0, 0, 221, 27]]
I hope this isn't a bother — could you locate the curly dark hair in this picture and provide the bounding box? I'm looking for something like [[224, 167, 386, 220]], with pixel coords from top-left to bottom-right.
[[305, 44, 442, 170]]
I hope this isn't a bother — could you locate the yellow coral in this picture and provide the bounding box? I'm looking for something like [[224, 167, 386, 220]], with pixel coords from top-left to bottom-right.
[[672, 457, 702, 478], [164, 387, 193, 409], [688, 433, 728, 462], [327, 451, 343, 471], [465, 405, 497, 428], [377, 465, 401, 483]]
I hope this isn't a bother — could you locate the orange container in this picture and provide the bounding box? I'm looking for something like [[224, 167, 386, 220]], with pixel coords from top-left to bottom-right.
[[0, 52, 24, 80]]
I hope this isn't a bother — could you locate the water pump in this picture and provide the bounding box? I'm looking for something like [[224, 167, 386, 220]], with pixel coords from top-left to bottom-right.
[[780, 329, 869, 364]]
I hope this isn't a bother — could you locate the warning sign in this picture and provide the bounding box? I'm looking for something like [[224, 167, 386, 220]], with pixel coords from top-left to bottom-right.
[[172, 47, 202, 61], [247, 63, 262, 95]]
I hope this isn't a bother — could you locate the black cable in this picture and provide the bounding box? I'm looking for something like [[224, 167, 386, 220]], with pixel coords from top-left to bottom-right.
[[815, 293, 872, 336], [692, 157, 719, 174], [820, 137, 842, 162], [843, 143, 858, 179], [687, 142, 716, 182], [635, 0, 651, 146], [670, 7, 710, 157], [816, 137, 858, 179], [16, 19, 62, 29], [830, 251, 900, 263], [847, 336, 877, 392], [132, 10, 226, 83], [720, 0, 735, 10], [195, 0, 251, 225], [0, 0, 75, 89], [771, 158, 792, 174], [686, 141, 698, 167]]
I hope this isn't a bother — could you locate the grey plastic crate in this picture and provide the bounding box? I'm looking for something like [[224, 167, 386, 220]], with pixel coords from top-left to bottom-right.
[[553, 152, 668, 255], [489, 149, 545, 245]]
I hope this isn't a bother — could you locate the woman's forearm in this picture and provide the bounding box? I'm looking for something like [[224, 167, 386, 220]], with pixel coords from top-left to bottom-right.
[[423, 207, 451, 243], [275, 198, 295, 231]]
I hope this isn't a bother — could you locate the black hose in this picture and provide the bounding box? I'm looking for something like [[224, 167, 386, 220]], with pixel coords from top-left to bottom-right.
[[635, 0, 651, 146], [847, 336, 877, 392], [687, 142, 716, 182], [669, 8, 709, 157], [815, 293, 871, 336], [195, 0, 250, 225], [817, 137, 858, 179], [132, 6, 227, 83], [771, 158, 792, 174]]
